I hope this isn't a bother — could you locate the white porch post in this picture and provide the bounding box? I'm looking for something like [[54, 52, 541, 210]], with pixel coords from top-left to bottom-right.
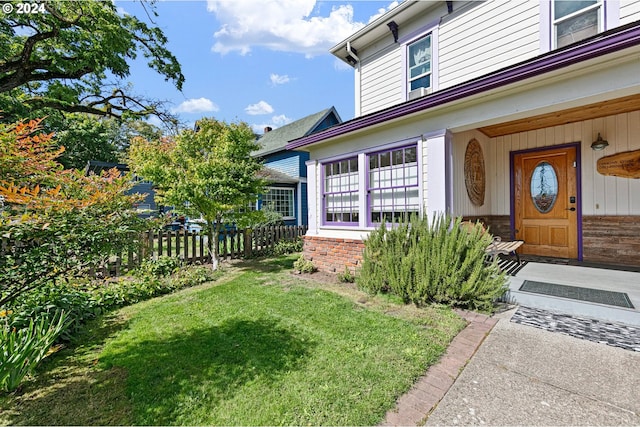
[[305, 159, 319, 235], [423, 130, 453, 219]]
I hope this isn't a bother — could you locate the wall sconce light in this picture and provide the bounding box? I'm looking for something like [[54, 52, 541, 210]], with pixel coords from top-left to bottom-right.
[[591, 133, 609, 151]]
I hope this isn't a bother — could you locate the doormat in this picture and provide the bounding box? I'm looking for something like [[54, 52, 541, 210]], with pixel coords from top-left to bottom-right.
[[519, 280, 634, 309]]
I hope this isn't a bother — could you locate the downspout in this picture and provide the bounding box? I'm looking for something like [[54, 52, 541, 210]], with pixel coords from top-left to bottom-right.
[[346, 41, 361, 116]]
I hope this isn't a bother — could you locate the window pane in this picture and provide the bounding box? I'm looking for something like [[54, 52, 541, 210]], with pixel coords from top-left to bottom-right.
[[556, 8, 599, 47], [410, 75, 431, 91], [349, 158, 358, 172], [530, 162, 558, 213], [380, 152, 391, 168], [405, 147, 417, 163], [554, 0, 597, 19], [370, 154, 378, 170], [408, 36, 431, 68]]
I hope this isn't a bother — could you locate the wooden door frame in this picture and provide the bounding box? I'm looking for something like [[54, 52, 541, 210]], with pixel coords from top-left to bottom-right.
[[509, 142, 583, 261]]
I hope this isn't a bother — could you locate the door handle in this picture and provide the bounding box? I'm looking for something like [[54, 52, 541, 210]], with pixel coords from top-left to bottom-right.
[[566, 207, 576, 211]]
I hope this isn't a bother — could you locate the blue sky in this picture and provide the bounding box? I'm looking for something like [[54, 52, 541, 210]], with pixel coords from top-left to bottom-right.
[[117, 0, 399, 133]]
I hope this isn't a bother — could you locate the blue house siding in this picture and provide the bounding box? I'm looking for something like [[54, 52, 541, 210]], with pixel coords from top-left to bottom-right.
[[263, 151, 306, 177]]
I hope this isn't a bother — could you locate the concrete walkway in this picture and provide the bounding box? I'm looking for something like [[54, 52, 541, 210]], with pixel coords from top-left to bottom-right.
[[426, 313, 640, 426], [382, 262, 640, 426]]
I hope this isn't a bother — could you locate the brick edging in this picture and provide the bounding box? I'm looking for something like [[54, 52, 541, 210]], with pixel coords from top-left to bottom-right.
[[380, 310, 498, 426]]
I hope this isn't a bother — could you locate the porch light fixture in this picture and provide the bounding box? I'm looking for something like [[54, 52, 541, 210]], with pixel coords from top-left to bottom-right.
[[591, 133, 609, 151]]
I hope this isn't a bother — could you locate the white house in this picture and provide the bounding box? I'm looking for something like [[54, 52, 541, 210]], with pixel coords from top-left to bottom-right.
[[287, 0, 640, 272]]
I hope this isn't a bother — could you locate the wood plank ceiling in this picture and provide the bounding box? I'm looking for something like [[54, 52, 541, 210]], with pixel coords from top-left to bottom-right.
[[478, 94, 640, 138]]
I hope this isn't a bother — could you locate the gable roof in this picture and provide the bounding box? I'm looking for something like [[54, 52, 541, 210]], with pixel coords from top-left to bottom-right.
[[253, 107, 341, 157], [288, 21, 640, 150]]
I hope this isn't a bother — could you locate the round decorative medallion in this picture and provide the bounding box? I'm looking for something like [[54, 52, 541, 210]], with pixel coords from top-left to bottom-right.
[[464, 139, 485, 207]]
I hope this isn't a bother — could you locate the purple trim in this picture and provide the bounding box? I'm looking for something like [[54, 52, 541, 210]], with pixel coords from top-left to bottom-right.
[[321, 156, 359, 227], [397, 18, 439, 45], [366, 145, 419, 227], [287, 21, 640, 150], [510, 142, 583, 260]]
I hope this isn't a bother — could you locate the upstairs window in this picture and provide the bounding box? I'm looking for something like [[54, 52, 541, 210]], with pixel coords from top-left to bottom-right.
[[553, 1, 602, 48], [407, 35, 432, 93]]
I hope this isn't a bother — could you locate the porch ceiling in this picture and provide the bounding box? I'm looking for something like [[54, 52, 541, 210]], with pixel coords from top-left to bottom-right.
[[478, 94, 640, 138]]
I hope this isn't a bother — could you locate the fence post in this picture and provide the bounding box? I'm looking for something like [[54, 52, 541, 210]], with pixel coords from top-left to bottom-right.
[[244, 228, 252, 258]]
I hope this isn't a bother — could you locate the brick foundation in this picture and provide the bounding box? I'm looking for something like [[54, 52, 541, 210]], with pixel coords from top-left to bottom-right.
[[302, 235, 365, 273]]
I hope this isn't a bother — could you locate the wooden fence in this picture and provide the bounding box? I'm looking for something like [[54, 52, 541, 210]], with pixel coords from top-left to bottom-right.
[[1, 225, 307, 278], [102, 225, 307, 276]]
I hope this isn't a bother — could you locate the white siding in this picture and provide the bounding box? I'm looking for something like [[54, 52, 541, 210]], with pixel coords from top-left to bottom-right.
[[454, 111, 640, 217], [439, 0, 540, 88], [360, 46, 403, 116], [621, 0, 640, 24]]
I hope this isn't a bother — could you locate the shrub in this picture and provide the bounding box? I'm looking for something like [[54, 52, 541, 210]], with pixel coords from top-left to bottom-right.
[[293, 254, 316, 274], [273, 237, 304, 256], [337, 266, 355, 283], [1, 310, 69, 392], [358, 214, 507, 312], [136, 256, 182, 278]]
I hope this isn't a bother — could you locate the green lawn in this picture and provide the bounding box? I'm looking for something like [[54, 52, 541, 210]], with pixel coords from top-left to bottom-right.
[[0, 256, 465, 426]]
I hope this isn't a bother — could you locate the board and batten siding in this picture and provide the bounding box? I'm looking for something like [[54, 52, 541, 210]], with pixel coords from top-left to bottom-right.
[[453, 111, 640, 218], [439, 0, 540, 89], [620, 0, 640, 24], [359, 45, 403, 116]]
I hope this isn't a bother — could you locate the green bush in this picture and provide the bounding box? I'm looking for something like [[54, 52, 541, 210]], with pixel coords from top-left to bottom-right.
[[337, 266, 355, 283], [293, 254, 316, 274], [136, 256, 182, 278], [358, 214, 507, 312], [273, 237, 304, 256], [1, 310, 69, 393]]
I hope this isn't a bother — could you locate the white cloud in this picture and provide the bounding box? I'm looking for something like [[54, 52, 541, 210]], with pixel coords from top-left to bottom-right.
[[368, 1, 400, 23], [245, 100, 274, 115], [271, 114, 292, 126], [333, 58, 353, 71], [172, 98, 219, 114], [270, 73, 291, 86], [250, 114, 293, 134], [207, 0, 366, 57]]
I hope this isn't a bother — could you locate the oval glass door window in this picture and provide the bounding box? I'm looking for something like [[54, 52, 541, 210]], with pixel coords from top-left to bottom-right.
[[531, 161, 558, 213]]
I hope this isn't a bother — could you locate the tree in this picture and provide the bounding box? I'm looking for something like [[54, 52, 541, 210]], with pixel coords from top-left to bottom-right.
[[0, 118, 147, 306], [128, 118, 266, 269], [0, 0, 184, 124]]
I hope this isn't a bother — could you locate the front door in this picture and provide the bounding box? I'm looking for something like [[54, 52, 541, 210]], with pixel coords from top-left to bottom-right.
[[513, 145, 578, 258]]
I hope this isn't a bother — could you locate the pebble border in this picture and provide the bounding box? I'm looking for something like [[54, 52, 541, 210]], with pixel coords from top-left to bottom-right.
[[511, 305, 640, 352]]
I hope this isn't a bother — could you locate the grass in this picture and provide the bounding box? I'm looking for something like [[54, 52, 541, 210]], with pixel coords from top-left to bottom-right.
[[0, 255, 466, 426]]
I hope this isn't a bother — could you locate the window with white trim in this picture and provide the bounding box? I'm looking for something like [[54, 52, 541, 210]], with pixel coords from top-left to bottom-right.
[[553, 1, 602, 48], [407, 34, 432, 94], [368, 145, 419, 224], [262, 187, 294, 218], [323, 157, 359, 224]]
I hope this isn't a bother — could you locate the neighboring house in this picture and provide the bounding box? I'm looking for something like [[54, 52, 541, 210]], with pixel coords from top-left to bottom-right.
[[85, 160, 158, 217], [287, 0, 640, 272], [253, 107, 342, 226]]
